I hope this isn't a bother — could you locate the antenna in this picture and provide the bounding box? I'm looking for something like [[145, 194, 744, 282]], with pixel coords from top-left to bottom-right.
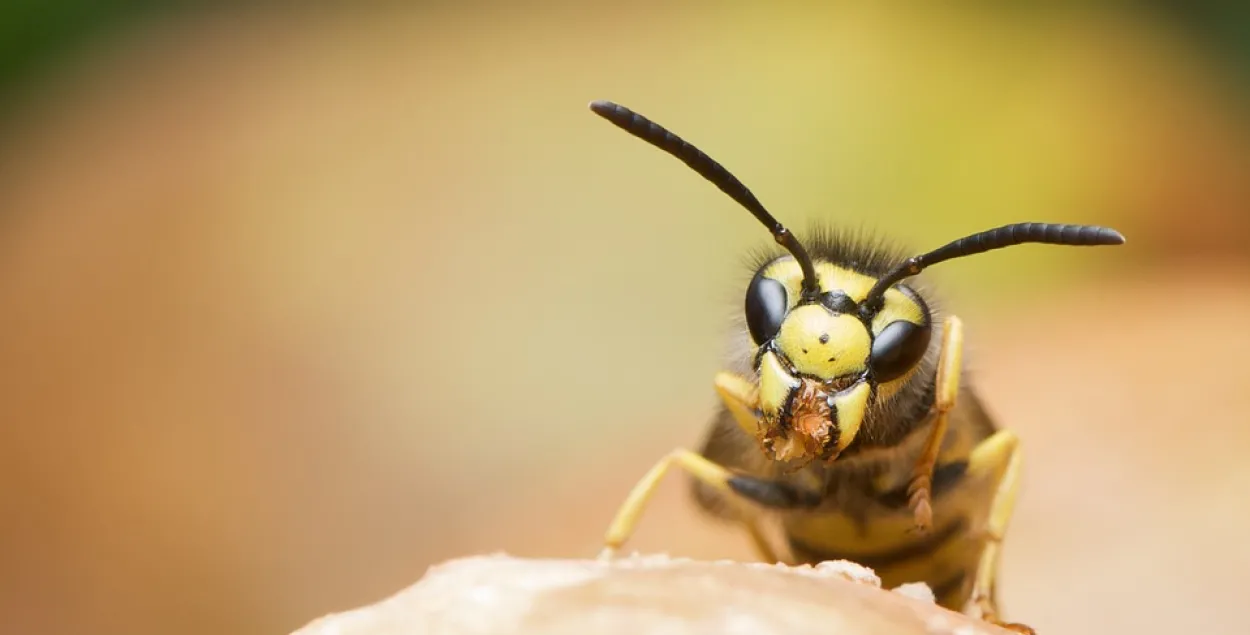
[[860, 222, 1126, 313], [589, 100, 820, 297]]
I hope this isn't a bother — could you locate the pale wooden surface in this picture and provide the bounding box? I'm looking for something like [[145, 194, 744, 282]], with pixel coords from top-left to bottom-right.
[[290, 553, 1016, 635]]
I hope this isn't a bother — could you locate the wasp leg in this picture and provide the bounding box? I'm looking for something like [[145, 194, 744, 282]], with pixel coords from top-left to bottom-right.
[[964, 429, 1034, 634], [599, 449, 738, 560], [712, 370, 782, 563], [907, 314, 964, 533], [601, 374, 817, 562], [598, 449, 818, 561]]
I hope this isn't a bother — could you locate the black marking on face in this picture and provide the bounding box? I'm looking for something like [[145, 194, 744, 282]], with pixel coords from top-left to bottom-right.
[[774, 381, 801, 436], [819, 404, 841, 462], [820, 290, 858, 315]]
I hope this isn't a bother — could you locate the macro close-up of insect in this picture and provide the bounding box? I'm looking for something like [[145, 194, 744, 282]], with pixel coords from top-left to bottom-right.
[[14, 4, 1250, 635], [586, 99, 1126, 633]]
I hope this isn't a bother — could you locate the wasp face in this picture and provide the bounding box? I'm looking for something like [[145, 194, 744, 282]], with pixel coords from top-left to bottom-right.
[[745, 257, 932, 464]]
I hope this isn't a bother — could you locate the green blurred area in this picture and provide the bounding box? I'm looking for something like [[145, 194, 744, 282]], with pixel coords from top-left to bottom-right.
[[0, 1, 155, 106], [5, 0, 1243, 294], [3, 2, 1249, 100], [1151, 1, 1250, 94]]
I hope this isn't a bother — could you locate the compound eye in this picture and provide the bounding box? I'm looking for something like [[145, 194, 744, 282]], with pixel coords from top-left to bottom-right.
[[869, 320, 931, 382], [745, 272, 788, 345]]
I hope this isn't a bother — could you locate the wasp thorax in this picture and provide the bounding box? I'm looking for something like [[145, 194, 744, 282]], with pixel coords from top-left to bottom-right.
[[774, 305, 871, 380]]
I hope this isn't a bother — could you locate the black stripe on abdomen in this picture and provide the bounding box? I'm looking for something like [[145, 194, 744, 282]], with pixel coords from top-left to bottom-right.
[[787, 518, 966, 570]]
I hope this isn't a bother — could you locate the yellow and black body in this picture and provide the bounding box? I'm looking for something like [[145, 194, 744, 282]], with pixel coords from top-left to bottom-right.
[[586, 99, 1124, 633]]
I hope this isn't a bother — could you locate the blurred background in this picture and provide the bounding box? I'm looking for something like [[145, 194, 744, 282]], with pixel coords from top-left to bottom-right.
[[0, 2, 1248, 634]]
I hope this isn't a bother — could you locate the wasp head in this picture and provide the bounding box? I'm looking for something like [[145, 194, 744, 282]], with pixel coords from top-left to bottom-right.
[[746, 256, 932, 464]]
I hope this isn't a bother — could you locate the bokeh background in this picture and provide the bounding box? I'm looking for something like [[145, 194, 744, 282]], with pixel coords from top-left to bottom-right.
[[1, 3, 1248, 634]]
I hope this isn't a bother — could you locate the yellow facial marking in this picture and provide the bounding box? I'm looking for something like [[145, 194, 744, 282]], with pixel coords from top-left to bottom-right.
[[830, 382, 871, 452], [775, 305, 869, 379], [758, 351, 799, 419], [761, 259, 884, 305], [869, 289, 926, 335]]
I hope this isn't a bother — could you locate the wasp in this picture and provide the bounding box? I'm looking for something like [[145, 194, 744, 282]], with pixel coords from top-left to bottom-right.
[[586, 100, 1124, 633]]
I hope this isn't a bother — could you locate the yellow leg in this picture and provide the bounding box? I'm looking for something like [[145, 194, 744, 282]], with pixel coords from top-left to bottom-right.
[[600, 448, 749, 560], [713, 371, 789, 563], [908, 315, 963, 533], [600, 374, 786, 562], [964, 429, 1033, 634]]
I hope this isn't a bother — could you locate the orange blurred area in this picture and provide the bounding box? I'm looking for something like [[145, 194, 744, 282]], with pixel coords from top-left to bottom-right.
[[0, 4, 1248, 635]]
